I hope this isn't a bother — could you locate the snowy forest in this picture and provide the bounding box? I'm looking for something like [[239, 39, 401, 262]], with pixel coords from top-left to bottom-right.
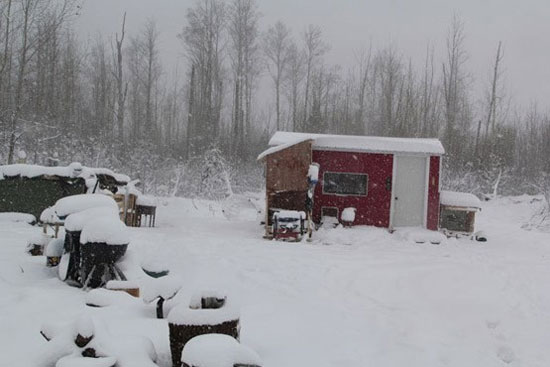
[[0, 0, 549, 198]]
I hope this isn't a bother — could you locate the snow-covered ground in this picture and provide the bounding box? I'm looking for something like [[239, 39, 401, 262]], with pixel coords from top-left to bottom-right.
[[1, 194, 550, 366]]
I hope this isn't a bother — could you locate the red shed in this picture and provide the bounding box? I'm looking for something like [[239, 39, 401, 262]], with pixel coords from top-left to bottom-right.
[[258, 131, 445, 233]]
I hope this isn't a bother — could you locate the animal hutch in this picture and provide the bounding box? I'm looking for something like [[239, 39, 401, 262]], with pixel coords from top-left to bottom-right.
[[439, 190, 482, 237], [258, 132, 445, 236]]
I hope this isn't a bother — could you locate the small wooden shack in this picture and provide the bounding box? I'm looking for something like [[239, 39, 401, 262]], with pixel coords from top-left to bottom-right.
[[0, 163, 129, 219], [439, 190, 482, 237], [258, 132, 445, 236]]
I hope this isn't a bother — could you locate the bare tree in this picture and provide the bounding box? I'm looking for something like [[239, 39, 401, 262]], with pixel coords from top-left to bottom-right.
[[442, 14, 471, 160], [284, 42, 304, 131], [263, 21, 291, 131], [228, 0, 260, 158], [179, 0, 226, 156], [302, 25, 328, 129], [112, 12, 127, 143]]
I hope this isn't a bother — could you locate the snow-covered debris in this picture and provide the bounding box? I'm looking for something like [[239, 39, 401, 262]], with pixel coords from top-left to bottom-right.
[[268, 131, 445, 155], [80, 217, 129, 245], [54, 194, 118, 219], [40, 207, 60, 224], [27, 233, 52, 255], [341, 207, 356, 223], [65, 207, 120, 232], [142, 276, 182, 304], [85, 288, 138, 308], [46, 238, 64, 257], [182, 334, 261, 367], [0, 212, 36, 224], [308, 163, 319, 182], [440, 190, 482, 210], [75, 315, 95, 340], [136, 195, 157, 206], [106, 280, 139, 291], [39, 316, 158, 367]]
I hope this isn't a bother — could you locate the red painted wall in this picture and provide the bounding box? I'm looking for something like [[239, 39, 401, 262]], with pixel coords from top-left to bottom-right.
[[426, 156, 441, 230], [312, 150, 393, 227]]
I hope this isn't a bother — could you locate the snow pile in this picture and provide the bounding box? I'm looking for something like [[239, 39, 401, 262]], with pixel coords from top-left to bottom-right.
[[46, 238, 65, 257], [80, 217, 129, 245], [85, 289, 138, 308], [274, 210, 306, 220], [341, 207, 356, 223], [0, 212, 36, 224], [56, 355, 117, 367], [142, 275, 182, 303], [65, 207, 120, 232], [182, 334, 261, 367], [308, 163, 319, 182], [394, 227, 447, 244], [269, 131, 445, 155], [168, 291, 239, 326], [440, 191, 482, 210], [54, 194, 118, 219], [38, 315, 157, 367], [40, 207, 61, 224]]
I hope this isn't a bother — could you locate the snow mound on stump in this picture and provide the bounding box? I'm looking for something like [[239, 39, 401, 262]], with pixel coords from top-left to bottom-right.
[[65, 207, 120, 232], [80, 217, 129, 245], [46, 238, 64, 257], [54, 194, 118, 219], [182, 334, 261, 367]]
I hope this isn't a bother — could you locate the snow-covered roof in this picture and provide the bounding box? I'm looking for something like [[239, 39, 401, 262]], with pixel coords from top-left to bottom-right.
[[0, 163, 130, 184], [256, 137, 312, 161], [182, 334, 261, 367], [440, 191, 482, 210], [267, 131, 445, 155]]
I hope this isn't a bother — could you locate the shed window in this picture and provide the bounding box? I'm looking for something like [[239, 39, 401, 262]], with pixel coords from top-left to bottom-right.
[[323, 172, 368, 196]]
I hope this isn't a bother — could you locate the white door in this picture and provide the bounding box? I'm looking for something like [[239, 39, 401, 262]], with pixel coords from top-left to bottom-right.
[[392, 155, 428, 228]]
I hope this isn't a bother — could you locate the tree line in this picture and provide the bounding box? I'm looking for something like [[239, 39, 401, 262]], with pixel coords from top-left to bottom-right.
[[0, 0, 548, 197]]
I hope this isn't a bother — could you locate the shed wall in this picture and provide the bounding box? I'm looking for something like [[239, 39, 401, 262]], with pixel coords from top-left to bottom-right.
[[265, 140, 312, 227], [426, 156, 441, 230], [312, 150, 393, 227]]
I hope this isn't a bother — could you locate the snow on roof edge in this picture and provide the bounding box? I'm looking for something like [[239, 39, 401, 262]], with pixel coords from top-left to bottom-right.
[[268, 131, 445, 155], [440, 190, 482, 209], [257, 137, 312, 161]]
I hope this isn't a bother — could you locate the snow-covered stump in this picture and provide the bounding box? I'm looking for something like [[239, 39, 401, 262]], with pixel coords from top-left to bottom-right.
[[63, 207, 121, 285], [46, 238, 64, 267], [142, 276, 182, 319], [167, 292, 240, 367], [79, 217, 130, 289], [181, 334, 261, 367]]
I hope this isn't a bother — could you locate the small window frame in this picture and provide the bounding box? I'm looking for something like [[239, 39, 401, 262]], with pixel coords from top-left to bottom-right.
[[322, 171, 369, 197]]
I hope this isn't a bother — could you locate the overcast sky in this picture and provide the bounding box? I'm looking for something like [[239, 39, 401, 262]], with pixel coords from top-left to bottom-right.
[[76, 0, 550, 109]]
